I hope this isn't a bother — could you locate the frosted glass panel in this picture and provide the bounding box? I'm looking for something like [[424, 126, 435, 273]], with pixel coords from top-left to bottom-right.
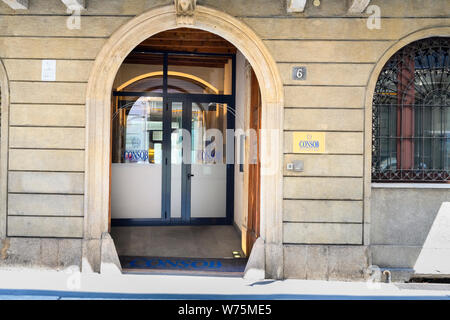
[[190, 164, 227, 218], [111, 163, 162, 219], [171, 101, 183, 219], [111, 96, 163, 219], [191, 103, 227, 164], [189, 102, 228, 219], [171, 164, 182, 218], [112, 96, 163, 165]]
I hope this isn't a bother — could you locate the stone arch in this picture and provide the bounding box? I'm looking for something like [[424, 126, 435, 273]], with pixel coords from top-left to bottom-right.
[[0, 58, 9, 240], [84, 5, 284, 278], [363, 26, 450, 241]]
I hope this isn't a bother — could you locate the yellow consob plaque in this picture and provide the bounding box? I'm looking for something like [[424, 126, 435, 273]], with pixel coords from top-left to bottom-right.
[[292, 132, 326, 154]]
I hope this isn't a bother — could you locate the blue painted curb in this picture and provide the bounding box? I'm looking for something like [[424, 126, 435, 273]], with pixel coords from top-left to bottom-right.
[[0, 289, 449, 300]]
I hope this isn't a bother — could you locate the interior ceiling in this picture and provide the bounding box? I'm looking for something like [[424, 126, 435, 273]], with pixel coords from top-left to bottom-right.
[[124, 28, 237, 68]]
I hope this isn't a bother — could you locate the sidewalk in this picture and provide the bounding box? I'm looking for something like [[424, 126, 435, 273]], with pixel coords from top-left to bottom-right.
[[0, 270, 449, 300]]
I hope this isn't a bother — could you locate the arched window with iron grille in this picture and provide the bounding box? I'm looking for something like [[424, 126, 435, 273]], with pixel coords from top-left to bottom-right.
[[372, 37, 450, 182]]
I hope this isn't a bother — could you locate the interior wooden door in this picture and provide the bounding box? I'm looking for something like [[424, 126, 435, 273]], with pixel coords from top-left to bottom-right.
[[247, 69, 261, 254]]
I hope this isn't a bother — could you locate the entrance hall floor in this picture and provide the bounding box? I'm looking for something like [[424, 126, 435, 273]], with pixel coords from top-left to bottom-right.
[[111, 225, 243, 259]]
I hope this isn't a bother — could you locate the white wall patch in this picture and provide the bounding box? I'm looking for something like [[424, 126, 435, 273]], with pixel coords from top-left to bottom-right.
[[41, 60, 57, 82]]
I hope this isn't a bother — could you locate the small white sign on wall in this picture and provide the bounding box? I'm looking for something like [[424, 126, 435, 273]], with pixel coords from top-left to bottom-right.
[[41, 60, 56, 81]]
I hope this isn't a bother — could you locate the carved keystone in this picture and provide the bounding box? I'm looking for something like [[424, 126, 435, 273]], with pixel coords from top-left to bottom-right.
[[175, 0, 197, 25]]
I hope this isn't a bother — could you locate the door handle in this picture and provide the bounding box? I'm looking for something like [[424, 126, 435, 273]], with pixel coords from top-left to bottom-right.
[[187, 174, 194, 179]]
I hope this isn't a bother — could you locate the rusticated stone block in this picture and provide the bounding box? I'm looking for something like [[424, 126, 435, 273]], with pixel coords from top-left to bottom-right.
[[0, 238, 82, 271], [284, 244, 369, 280], [328, 246, 370, 281], [3, 238, 40, 268], [58, 239, 82, 270]]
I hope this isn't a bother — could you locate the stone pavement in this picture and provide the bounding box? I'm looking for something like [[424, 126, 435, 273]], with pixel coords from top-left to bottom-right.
[[0, 270, 449, 300]]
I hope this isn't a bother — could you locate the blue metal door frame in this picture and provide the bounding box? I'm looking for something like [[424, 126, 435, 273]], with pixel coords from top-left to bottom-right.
[[111, 51, 236, 226]]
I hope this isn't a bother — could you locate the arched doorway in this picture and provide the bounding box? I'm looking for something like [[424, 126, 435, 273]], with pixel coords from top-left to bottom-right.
[[110, 28, 264, 274], [84, 5, 284, 278]]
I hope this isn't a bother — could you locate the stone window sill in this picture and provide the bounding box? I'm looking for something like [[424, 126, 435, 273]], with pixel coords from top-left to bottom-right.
[[371, 183, 450, 189]]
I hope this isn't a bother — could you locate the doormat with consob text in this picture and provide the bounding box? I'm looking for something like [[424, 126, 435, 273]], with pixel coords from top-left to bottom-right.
[[120, 256, 248, 275]]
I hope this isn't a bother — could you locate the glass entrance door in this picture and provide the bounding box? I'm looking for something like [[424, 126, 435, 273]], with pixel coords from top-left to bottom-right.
[[111, 97, 233, 225], [189, 102, 228, 220], [168, 100, 230, 223], [111, 51, 235, 226]]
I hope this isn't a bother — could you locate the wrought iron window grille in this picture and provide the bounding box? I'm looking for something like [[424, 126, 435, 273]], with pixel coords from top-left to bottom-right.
[[372, 37, 449, 182]]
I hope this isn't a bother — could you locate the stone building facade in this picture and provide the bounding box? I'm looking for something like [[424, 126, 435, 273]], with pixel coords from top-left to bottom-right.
[[0, 0, 448, 281]]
